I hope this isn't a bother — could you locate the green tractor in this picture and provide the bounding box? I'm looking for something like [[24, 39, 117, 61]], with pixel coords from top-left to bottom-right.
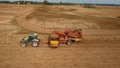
[[20, 33, 40, 47]]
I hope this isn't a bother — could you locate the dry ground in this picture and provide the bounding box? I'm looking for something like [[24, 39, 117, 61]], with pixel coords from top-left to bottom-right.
[[0, 4, 120, 68]]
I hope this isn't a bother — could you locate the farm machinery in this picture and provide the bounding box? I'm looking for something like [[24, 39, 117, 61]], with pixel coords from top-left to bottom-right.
[[20, 29, 82, 48], [70, 29, 82, 42], [48, 32, 60, 48], [56, 31, 72, 45], [20, 33, 40, 47], [48, 29, 82, 47]]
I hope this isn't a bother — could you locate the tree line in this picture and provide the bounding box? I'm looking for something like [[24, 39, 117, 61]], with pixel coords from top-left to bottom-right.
[[0, 0, 75, 5], [0, 0, 119, 6]]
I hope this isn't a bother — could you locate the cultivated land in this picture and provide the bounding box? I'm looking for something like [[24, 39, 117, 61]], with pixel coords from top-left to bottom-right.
[[0, 4, 120, 68]]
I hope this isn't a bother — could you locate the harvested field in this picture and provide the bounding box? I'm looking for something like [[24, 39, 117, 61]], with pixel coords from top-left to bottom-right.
[[27, 6, 120, 31], [0, 4, 120, 68]]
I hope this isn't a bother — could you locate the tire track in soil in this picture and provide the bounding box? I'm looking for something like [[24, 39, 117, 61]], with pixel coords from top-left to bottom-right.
[[15, 7, 54, 34]]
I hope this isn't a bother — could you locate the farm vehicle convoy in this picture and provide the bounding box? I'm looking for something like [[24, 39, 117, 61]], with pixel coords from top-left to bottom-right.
[[20, 29, 82, 48]]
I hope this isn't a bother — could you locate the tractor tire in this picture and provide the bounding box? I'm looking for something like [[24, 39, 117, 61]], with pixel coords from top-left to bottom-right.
[[20, 41, 27, 47], [31, 39, 40, 48], [31, 41, 39, 47]]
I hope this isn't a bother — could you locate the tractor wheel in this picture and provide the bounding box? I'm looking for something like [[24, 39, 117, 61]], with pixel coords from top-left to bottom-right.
[[31, 39, 40, 48], [20, 41, 27, 47], [31, 41, 39, 47]]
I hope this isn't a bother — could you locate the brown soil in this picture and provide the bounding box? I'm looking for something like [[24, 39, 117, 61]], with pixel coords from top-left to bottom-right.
[[0, 4, 120, 68]]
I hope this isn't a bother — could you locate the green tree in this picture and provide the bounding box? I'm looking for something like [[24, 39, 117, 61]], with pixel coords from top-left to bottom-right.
[[60, 1, 62, 4], [43, 0, 48, 5]]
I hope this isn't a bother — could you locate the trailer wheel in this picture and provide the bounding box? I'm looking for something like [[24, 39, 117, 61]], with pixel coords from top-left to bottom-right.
[[66, 40, 72, 45]]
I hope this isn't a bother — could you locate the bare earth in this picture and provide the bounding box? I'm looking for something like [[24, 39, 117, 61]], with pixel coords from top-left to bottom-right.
[[0, 4, 120, 68]]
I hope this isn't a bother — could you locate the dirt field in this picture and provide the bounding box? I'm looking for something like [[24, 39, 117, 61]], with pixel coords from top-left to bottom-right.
[[0, 4, 120, 68]]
